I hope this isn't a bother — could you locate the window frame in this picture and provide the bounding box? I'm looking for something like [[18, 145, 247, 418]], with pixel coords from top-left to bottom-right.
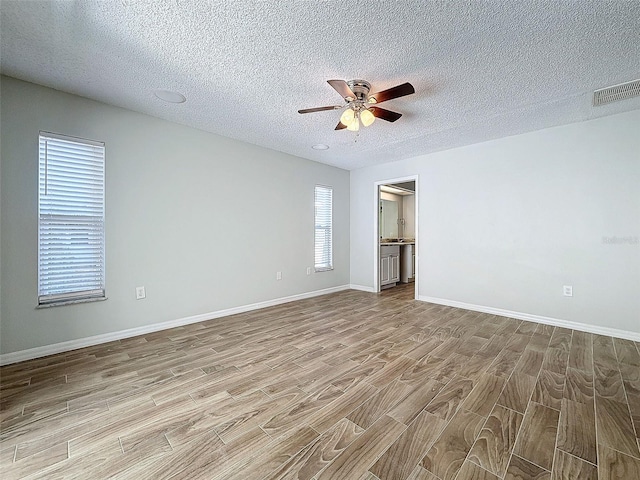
[[37, 131, 106, 307], [314, 184, 333, 272]]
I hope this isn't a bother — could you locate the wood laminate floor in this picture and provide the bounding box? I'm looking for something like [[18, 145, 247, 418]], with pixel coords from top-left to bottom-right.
[[1, 284, 639, 479]]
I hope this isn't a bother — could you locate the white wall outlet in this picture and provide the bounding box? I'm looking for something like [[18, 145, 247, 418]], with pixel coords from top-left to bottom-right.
[[276, 271, 282, 281], [563, 285, 573, 297], [306, 267, 311, 276], [135, 286, 146, 299]]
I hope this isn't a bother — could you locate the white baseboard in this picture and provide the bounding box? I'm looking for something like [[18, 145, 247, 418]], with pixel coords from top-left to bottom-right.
[[349, 284, 376, 293], [9, 287, 633, 366], [0, 285, 351, 366], [419, 295, 640, 342]]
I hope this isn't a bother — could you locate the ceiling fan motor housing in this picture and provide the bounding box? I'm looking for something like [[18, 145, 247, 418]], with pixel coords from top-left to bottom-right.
[[346, 80, 372, 111]]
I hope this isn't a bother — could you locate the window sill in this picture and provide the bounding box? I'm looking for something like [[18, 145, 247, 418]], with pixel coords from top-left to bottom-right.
[[314, 267, 334, 273], [36, 296, 108, 309]]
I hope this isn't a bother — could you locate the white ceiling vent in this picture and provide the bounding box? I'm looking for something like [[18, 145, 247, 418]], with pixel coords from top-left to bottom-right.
[[593, 79, 640, 106]]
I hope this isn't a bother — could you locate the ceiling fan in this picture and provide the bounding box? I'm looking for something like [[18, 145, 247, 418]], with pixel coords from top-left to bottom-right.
[[298, 79, 415, 131]]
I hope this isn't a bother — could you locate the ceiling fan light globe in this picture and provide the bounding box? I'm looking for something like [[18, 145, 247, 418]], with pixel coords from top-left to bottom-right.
[[360, 109, 375, 126], [346, 118, 360, 131], [340, 108, 356, 126]]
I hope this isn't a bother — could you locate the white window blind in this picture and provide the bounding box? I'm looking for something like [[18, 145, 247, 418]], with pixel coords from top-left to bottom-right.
[[314, 185, 333, 272], [38, 132, 106, 306]]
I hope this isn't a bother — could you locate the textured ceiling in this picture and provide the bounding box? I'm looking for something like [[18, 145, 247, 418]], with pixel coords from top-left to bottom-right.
[[1, 1, 639, 170]]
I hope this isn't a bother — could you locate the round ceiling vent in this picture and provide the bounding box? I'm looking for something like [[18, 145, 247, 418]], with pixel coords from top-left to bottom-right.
[[153, 89, 186, 103]]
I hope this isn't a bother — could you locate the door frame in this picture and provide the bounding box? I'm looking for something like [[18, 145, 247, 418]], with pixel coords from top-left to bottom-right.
[[373, 175, 419, 296]]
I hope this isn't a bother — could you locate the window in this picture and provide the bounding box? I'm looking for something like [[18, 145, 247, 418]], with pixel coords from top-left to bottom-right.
[[38, 132, 105, 306], [314, 185, 333, 271]]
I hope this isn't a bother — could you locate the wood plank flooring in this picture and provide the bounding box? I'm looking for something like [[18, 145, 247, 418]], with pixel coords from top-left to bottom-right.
[[1, 283, 639, 479]]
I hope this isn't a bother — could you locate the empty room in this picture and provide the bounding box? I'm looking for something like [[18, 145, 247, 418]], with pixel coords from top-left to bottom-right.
[[1, 1, 639, 479]]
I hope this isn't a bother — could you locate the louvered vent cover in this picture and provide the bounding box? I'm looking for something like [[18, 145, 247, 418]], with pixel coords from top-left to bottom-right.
[[593, 79, 640, 106]]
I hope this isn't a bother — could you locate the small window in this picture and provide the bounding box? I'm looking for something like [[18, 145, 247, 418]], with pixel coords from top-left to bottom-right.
[[38, 132, 106, 306], [314, 185, 333, 272]]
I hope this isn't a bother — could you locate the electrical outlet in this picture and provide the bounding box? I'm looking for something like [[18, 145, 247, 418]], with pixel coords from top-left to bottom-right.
[[135, 286, 146, 299], [306, 267, 311, 275], [563, 285, 573, 297], [276, 271, 282, 281]]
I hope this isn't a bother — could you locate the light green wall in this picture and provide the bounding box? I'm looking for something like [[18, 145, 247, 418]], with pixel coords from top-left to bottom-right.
[[0, 76, 350, 355]]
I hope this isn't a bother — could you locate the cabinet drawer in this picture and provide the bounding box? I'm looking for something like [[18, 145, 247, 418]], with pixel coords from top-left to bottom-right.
[[380, 245, 400, 256]]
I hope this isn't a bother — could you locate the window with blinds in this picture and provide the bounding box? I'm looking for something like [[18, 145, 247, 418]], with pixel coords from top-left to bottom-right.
[[314, 185, 333, 272], [38, 132, 106, 306]]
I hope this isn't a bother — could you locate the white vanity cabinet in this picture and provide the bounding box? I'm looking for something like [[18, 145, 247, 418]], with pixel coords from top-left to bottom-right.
[[380, 245, 400, 288]]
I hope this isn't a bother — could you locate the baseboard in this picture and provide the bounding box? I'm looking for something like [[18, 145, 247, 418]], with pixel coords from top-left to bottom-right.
[[0, 284, 351, 366], [349, 284, 376, 293], [419, 295, 640, 342], [9, 287, 633, 366]]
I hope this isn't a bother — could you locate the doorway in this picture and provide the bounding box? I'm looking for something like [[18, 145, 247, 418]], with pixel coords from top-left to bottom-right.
[[374, 176, 418, 298]]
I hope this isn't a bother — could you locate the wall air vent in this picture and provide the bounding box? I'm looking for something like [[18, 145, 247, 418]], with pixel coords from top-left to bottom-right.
[[593, 79, 640, 106]]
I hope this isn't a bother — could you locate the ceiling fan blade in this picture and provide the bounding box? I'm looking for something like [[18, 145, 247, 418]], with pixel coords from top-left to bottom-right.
[[370, 106, 402, 122], [369, 82, 415, 104], [335, 121, 347, 130], [327, 80, 357, 100], [298, 105, 341, 114]]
